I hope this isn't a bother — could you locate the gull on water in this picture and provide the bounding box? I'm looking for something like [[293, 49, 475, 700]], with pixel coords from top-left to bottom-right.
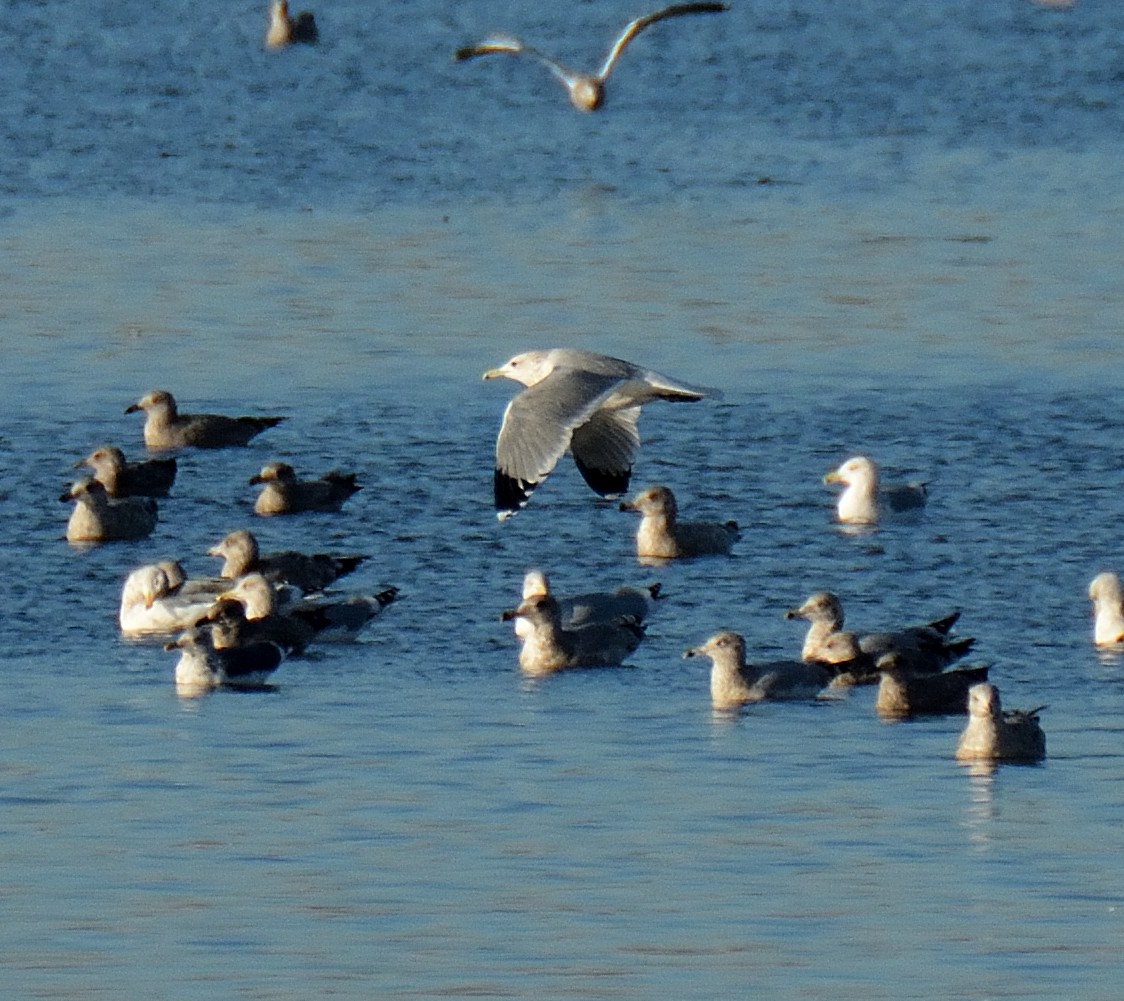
[[516, 569, 660, 639], [61, 477, 157, 543], [683, 632, 834, 710], [126, 390, 285, 451], [1088, 572, 1124, 646], [484, 348, 710, 518], [265, 0, 318, 49], [166, 626, 284, 697], [874, 655, 990, 719], [785, 591, 973, 682], [501, 593, 645, 675], [823, 455, 926, 524], [73, 445, 176, 498], [619, 485, 738, 559], [455, 3, 728, 112], [955, 683, 1047, 763], [119, 564, 218, 637], [207, 528, 365, 592], [249, 462, 361, 516]]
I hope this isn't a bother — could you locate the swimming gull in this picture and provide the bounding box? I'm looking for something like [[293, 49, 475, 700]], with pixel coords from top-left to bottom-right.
[[1088, 571, 1124, 647], [165, 626, 284, 696], [74, 445, 176, 498], [619, 485, 738, 559], [785, 591, 973, 681], [265, 0, 318, 48], [683, 631, 834, 710], [955, 683, 1047, 763], [501, 593, 645, 675], [455, 3, 728, 112], [119, 564, 219, 637], [125, 390, 285, 451], [60, 477, 158, 543], [249, 462, 361, 516], [484, 348, 710, 518], [823, 455, 926, 524], [207, 528, 366, 592], [874, 656, 990, 719], [515, 569, 661, 639]]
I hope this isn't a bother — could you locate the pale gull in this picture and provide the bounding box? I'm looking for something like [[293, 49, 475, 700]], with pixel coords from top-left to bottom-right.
[[683, 632, 833, 710], [501, 593, 645, 675], [119, 564, 218, 638], [265, 0, 318, 49], [483, 348, 710, 519], [785, 591, 973, 681], [249, 462, 361, 516], [955, 684, 1047, 763], [61, 477, 157, 543], [207, 528, 365, 592], [125, 390, 285, 451], [1088, 571, 1124, 647], [619, 485, 738, 559], [74, 445, 176, 498], [823, 455, 926, 524], [455, 3, 728, 112], [516, 569, 661, 639], [165, 626, 283, 697], [874, 656, 990, 719]]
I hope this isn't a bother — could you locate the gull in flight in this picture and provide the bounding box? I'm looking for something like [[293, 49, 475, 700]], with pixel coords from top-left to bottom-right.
[[455, 3, 728, 112]]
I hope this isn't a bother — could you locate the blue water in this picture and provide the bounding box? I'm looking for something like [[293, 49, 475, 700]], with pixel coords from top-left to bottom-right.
[[3, 1, 1124, 998]]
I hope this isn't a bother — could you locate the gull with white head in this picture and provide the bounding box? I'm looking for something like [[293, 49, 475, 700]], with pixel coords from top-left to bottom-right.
[[1088, 572, 1124, 647], [823, 455, 926, 525]]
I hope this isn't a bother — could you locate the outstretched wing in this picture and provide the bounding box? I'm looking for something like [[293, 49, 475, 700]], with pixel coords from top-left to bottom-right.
[[570, 406, 641, 498], [456, 35, 578, 89], [597, 2, 728, 81]]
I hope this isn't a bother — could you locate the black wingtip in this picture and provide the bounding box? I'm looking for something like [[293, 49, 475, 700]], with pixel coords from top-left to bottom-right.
[[572, 456, 631, 498], [495, 469, 537, 519]]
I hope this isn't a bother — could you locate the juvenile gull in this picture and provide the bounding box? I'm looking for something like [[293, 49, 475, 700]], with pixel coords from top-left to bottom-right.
[[455, 3, 728, 112], [785, 591, 973, 681], [619, 485, 738, 559], [517, 569, 660, 639], [874, 656, 991, 719], [165, 626, 283, 697], [249, 462, 361, 516], [483, 348, 710, 519], [955, 683, 1047, 763], [125, 390, 285, 451], [119, 564, 218, 637], [501, 593, 645, 675], [61, 477, 158, 543], [823, 455, 926, 525], [1088, 572, 1124, 647], [74, 445, 176, 498], [207, 528, 365, 592], [265, 0, 318, 48], [683, 632, 834, 710]]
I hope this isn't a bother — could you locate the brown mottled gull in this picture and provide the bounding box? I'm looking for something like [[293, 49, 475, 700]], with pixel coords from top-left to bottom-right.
[[874, 657, 990, 719], [619, 485, 738, 559], [955, 684, 1047, 763], [74, 445, 176, 498], [207, 529, 365, 592], [1088, 572, 1124, 647], [249, 462, 361, 516], [824, 455, 926, 524], [483, 348, 710, 519], [455, 3, 728, 112], [165, 626, 283, 696], [125, 390, 285, 451], [60, 477, 157, 543]]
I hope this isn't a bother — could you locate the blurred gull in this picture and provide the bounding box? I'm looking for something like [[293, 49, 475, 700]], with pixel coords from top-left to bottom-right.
[[501, 593, 645, 675], [619, 485, 738, 559], [823, 455, 926, 524], [119, 564, 218, 637], [1088, 572, 1124, 646], [74, 445, 176, 498], [61, 477, 157, 543], [265, 0, 318, 49], [250, 462, 361, 516], [684, 632, 833, 710], [483, 348, 711, 519], [455, 3, 728, 112], [955, 684, 1046, 763], [207, 528, 365, 592], [166, 626, 284, 697], [125, 390, 285, 451]]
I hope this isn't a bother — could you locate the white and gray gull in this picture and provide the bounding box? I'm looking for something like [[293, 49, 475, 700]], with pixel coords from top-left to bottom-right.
[[483, 348, 711, 519], [455, 3, 728, 112], [1088, 571, 1124, 647]]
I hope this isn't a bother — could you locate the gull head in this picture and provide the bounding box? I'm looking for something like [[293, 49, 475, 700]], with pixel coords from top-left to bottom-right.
[[483, 350, 556, 388], [824, 455, 878, 488]]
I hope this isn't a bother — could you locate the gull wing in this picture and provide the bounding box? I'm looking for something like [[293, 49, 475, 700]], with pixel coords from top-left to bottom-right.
[[455, 35, 579, 89], [570, 406, 641, 497], [597, 2, 729, 81]]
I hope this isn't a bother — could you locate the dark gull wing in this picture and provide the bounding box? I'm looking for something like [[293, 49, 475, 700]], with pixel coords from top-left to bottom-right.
[[570, 406, 640, 497]]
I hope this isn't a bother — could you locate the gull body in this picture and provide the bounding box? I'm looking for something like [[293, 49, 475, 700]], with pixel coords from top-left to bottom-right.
[[125, 390, 284, 451], [266, 0, 318, 49], [455, 3, 728, 112], [166, 626, 283, 696], [74, 445, 176, 498], [483, 348, 710, 518], [61, 477, 157, 543], [1088, 572, 1124, 646], [684, 632, 833, 710], [874, 659, 991, 719], [207, 528, 365, 592], [824, 455, 926, 525], [955, 684, 1046, 763], [516, 569, 660, 639], [250, 462, 361, 516], [619, 485, 738, 559], [119, 564, 218, 637]]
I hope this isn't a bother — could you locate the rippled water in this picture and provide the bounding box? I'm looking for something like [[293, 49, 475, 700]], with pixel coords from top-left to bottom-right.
[[3, 1, 1124, 998]]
